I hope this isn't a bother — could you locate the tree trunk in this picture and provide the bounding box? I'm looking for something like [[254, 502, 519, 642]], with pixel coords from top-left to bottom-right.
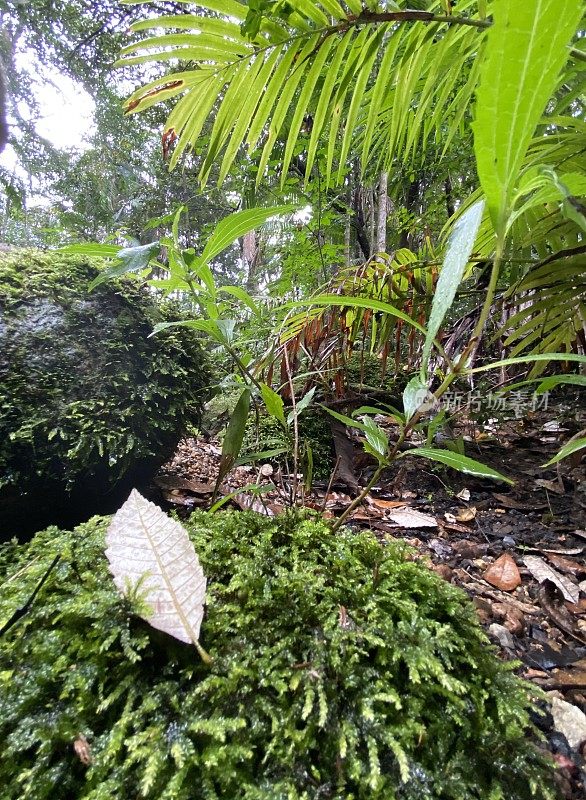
[[376, 171, 388, 254]]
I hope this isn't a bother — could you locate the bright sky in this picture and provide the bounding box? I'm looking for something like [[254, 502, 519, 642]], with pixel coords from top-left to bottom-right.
[[0, 52, 95, 175], [32, 71, 96, 151]]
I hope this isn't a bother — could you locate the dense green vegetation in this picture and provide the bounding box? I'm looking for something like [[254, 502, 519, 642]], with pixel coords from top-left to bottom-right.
[[0, 0, 584, 795], [0, 510, 553, 799]]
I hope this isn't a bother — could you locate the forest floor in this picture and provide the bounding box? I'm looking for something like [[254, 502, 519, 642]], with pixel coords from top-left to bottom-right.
[[154, 405, 586, 798]]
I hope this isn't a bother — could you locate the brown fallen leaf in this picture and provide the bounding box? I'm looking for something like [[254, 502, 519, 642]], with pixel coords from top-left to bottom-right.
[[535, 478, 565, 495], [492, 493, 546, 511], [546, 552, 586, 577], [483, 553, 522, 592], [366, 497, 408, 510], [537, 583, 586, 645], [545, 669, 586, 689], [523, 555, 580, 604]]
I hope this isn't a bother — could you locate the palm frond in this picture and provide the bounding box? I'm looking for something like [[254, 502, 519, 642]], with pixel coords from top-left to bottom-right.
[[119, 0, 490, 186]]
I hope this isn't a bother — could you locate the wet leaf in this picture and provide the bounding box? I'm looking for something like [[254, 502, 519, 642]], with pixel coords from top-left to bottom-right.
[[483, 553, 522, 591]]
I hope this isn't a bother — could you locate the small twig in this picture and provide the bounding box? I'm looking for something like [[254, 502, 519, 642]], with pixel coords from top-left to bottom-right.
[[0, 555, 60, 637], [320, 455, 341, 514], [283, 344, 300, 504], [331, 464, 385, 533]]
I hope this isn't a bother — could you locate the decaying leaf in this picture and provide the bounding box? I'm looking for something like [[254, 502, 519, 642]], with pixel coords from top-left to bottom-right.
[[105, 490, 209, 660], [73, 735, 91, 766], [483, 553, 522, 592], [523, 555, 580, 604]]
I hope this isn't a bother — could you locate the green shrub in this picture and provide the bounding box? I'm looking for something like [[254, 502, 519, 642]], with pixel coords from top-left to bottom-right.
[[242, 410, 335, 480], [0, 510, 553, 799], [0, 250, 210, 535]]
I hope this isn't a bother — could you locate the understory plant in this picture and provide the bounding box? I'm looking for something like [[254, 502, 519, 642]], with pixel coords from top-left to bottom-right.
[[113, 0, 586, 496], [0, 509, 555, 800]]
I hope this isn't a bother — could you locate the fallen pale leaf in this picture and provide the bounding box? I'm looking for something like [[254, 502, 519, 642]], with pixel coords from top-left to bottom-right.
[[387, 508, 438, 528], [444, 512, 457, 524], [523, 555, 580, 604], [456, 488, 471, 501], [483, 553, 522, 592], [106, 490, 208, 649]]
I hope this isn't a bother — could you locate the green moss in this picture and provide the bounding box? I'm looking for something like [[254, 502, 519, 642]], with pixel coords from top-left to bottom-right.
[[0, 511, 553, 799], [0, 250, 210, 527]]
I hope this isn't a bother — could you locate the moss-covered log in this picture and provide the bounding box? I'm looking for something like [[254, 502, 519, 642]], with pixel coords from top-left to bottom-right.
[[0, 509, 553, 799], [0, 250, 210, 537]]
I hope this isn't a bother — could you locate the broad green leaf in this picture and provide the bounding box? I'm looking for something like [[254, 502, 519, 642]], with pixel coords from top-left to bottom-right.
[[105, 490, 209, 659], [218, 285, 261, 317], [362, 416, 389, 459], [353, 404, 405, 426], [321, 406, 371, 435], [403, 376, 430, 422], [401, 447, 514, 485], [216, 318, 236, 345], [151, 319, 222, 339], [217, 388, 251, 488], [498, 374, 586, 394], [473, 0, 582, 236], [201, 206, 297, 265], [421, 200, 484, 375], [235, 448, 288, 465], [89, 242, 161, 289], [59, 243, 122, 258], [260, 383, 287, 428], [287, 387, 316, 425], [542, 437, 586, 467]]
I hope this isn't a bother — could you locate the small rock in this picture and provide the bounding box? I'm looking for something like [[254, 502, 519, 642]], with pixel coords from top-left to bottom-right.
[[431, 564, 454, 582], [502, 535, 516, 548], [488, 623, 516, 650], [551, 697, 586, 750]]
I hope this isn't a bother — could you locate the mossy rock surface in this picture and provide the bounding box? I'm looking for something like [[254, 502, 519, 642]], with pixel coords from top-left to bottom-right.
[[0, 510, 553, 799], [0, 250, 210, 538]]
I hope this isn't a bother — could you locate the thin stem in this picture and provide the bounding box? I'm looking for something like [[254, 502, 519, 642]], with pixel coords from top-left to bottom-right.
[[331, 463, 385, 533]]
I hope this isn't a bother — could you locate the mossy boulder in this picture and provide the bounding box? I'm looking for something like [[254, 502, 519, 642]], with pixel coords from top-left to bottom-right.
[[0, 510, 553, 799], [0, 250, 210, 537]]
